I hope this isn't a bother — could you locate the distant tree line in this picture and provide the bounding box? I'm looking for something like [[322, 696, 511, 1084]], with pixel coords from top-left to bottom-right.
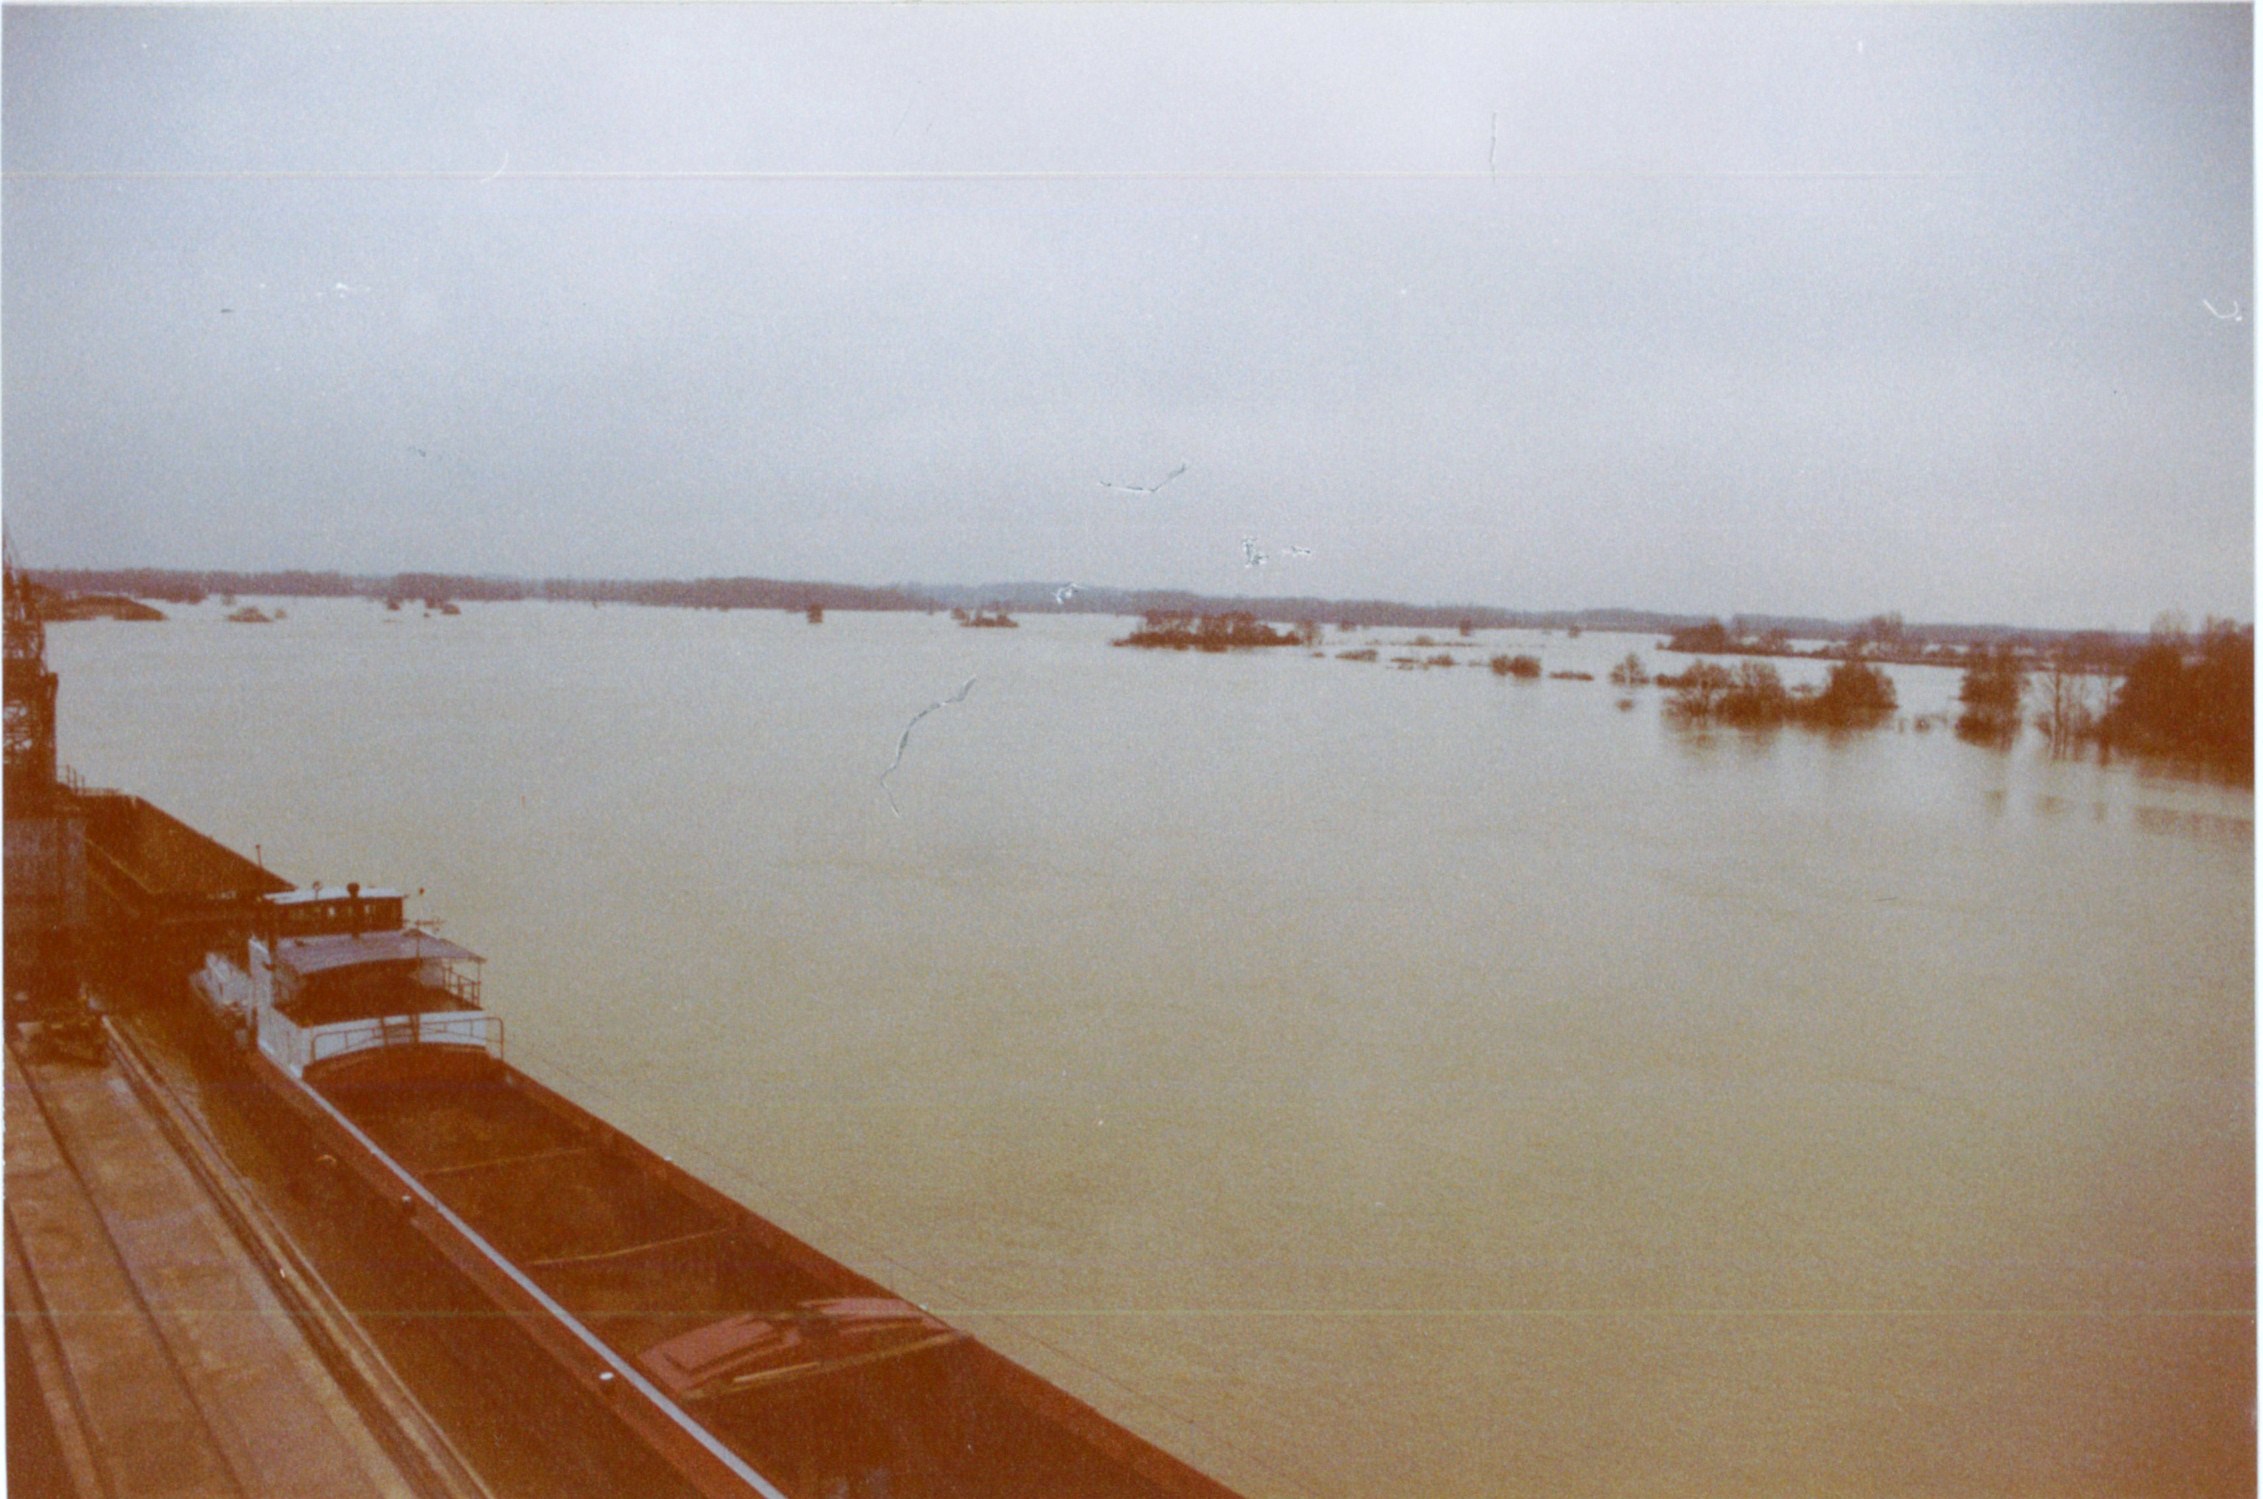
[[30, 569, 936, 614], [31, 568, 366, 604], [533, 576, 932, 612], [924, 584, 1576, 632], [1664, 612, 2029, 667]]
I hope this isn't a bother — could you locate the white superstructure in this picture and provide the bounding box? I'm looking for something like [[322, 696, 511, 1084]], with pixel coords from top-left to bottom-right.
[[193, 883, 501, 1077]]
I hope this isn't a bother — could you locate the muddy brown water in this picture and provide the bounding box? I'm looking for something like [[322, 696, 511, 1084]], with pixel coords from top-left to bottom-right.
[[51, 601, 2254, 1497]]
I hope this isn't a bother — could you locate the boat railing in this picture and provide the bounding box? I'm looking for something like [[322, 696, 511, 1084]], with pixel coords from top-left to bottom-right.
[[281, 1009, 504, 1074], [431, 964, 482, 1008]]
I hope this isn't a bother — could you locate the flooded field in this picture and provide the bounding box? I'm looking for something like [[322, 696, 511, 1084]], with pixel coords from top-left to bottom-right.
[[50, 599, 2254, 1497]]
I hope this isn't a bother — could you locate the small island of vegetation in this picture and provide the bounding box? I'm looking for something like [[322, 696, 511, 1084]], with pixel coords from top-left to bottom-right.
[[1114, 611, 1317, 651], [14, 579, 166, 621], [953, 605, 1018, 629], [46, 592, 165, 622], [1667, 659, 1898, 730]]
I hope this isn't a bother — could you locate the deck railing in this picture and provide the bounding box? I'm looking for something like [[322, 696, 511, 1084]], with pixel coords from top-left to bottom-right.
[[271, 1009, 504, 1075], [431, 964, 482, 1008]]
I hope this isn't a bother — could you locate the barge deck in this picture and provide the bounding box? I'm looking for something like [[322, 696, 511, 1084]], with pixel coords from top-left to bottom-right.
[[290, 1043, 1230, 1499]]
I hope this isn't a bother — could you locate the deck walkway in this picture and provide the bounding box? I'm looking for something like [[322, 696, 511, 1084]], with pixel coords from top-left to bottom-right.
[[5, 1037, 427, 1498]]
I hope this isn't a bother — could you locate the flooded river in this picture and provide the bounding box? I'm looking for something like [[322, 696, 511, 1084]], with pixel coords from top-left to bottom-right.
[[50, 599, 2254, 1497]]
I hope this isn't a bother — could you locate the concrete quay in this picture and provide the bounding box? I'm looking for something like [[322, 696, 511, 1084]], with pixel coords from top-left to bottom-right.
[[5, 1025, 482, 1499]]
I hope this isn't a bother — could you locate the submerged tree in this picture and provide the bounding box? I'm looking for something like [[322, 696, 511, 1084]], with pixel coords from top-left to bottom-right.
[[1955, 647, 2027, 745], [2033, 649, 2098, 755], [1667, 661, 1733, 718], [1668, 658, 1895, 731], [2098, 618, 2253, 768], [1799, 660, 1897, 727], [1717, 661, 1790, 727], [1608, 652, 1650, 687]]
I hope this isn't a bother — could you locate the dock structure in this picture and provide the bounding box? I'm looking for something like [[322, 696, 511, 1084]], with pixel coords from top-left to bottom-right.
[[4, 538, 92, 1022], [5, 1030, 483, 1498], [4, 546, 512, 1499]]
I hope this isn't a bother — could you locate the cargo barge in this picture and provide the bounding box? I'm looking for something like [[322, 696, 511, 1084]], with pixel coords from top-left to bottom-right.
[[87, 799, 1239, 1499]]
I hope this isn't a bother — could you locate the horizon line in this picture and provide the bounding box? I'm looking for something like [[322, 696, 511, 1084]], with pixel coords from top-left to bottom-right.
[[20, 562, 2236, 639]]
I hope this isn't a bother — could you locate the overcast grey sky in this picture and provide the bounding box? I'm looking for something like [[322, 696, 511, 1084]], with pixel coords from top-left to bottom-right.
[[3, 4, 2250, 629]]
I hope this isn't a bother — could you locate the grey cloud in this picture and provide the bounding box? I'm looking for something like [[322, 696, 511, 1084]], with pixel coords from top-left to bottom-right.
[[3, 4, 2248, 628]]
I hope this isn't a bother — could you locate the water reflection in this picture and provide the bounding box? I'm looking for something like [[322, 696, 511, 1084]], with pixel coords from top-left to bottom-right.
[[2133, 805, 2255, 844], [2129, 752, 2257, 793], [1952, 711, 2254, 799], [1956, 719, 2020, 752], [1667, 723, 1786, 763]]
